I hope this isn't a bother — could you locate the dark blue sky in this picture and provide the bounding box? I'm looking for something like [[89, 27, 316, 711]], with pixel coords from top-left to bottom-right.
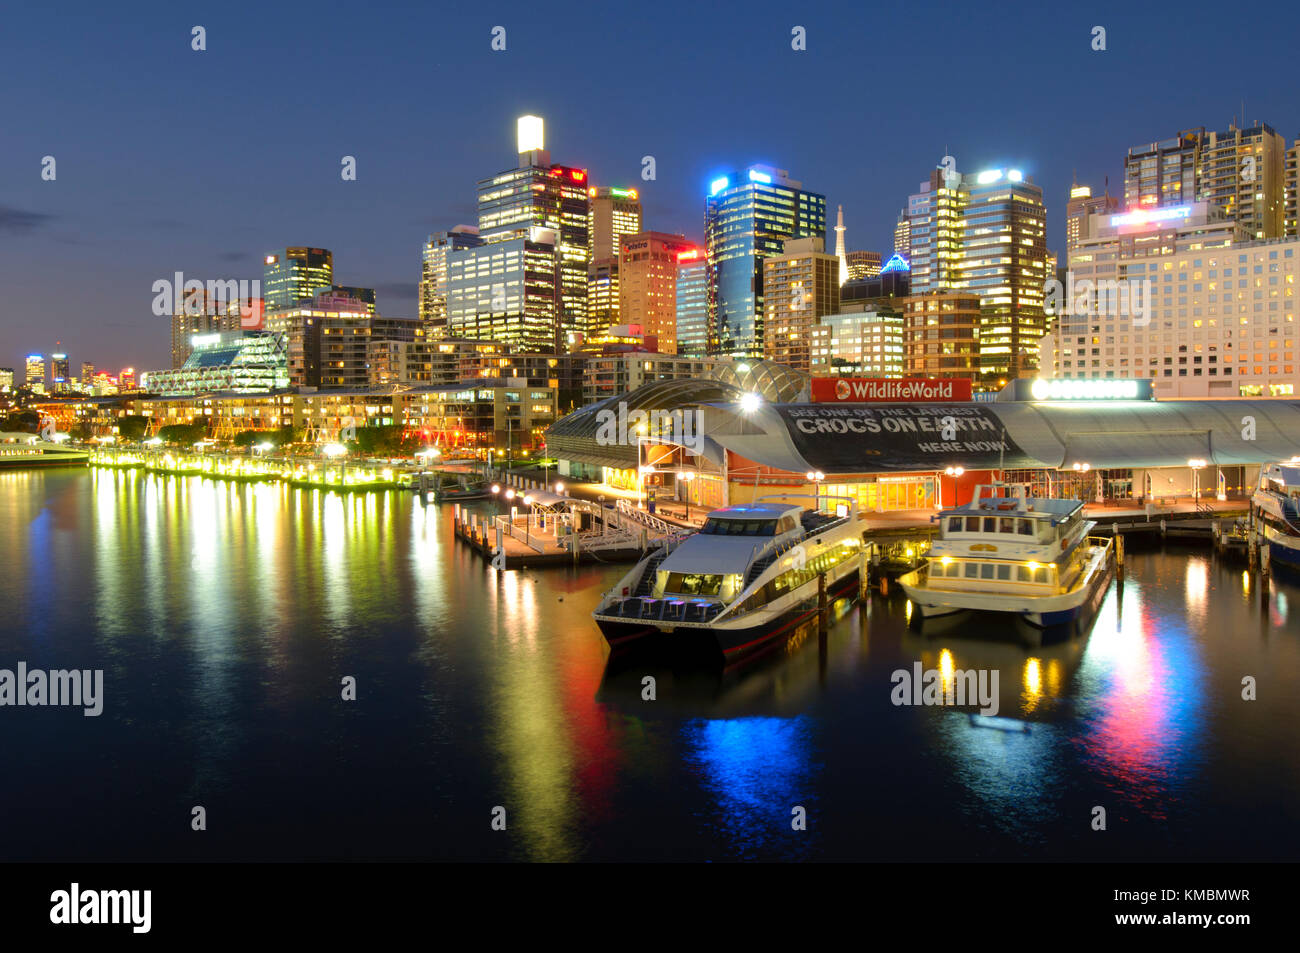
[[3, 0, 1297, 374]]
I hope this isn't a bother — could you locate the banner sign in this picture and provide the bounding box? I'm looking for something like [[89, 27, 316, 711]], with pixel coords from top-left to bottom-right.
[[776, 403, 1039, 473], [811, 377, 973, 403]]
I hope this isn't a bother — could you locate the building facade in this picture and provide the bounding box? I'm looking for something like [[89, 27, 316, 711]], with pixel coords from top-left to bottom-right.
[[619, 231, 695, 355], [705, 165, 826, 358], [761, 236, 840, 372]]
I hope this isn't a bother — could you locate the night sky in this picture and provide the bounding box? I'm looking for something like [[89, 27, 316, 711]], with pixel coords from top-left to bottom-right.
[[4, 0, 1297, 375]]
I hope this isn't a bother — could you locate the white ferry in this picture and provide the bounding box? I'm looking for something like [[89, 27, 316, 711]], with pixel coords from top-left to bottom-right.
[[897, 484, 1114, 629], [0, 432, 89, 468], [1251, 463, 1300, 570], [592, 497, 862, 661]]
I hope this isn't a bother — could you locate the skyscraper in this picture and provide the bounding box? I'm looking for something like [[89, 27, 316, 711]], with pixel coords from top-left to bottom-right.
[[619, 231, 696, 354], [761, 236, 840, 372], [420, 227, 483, 339], [467, 115, 589, 349], [1065, 183, 1119, 258], [263, 247, 334, 311], [0, 368, 13, 393], [586, 186, 643, 333], [907, 164, 1047, 384], [893, 210, 911, 258], [845, 250, 883, 280], [51, 350, 69, 394], [80, 361, 95, 385], [1125, 122, 1286, 239], [705, 165, 826, 358], [675, 248, 709, 358], [25, 354, 45, 394]]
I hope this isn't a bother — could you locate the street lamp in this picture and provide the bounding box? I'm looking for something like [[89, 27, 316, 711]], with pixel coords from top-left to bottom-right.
[[679, 470, 695, 522], [806, 470, 825, 510]]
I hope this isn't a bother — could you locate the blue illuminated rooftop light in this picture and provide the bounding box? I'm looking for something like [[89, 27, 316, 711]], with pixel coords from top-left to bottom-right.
[[748, 169, 772, 184], [710, 176, 730, 196], [880, 253, 910, 274]]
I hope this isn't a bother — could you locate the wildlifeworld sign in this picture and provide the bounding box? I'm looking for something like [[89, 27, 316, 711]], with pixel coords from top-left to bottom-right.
[[810, 377, 973, 403], [776, 403, 1039, 473]]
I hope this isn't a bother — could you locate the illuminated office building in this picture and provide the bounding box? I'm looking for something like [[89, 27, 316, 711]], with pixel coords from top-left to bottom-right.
[[466, 115, 589, 347], [263, 247, 334, 310], [761, 236, 840, 372], [445, 236, 561, 352], [846, 250, 883, 280], [0, 368, 13, 393], [420, 226, 482, 338], [907, 164, 1047, 383], [705, 165, 826, 358], [51, 351, 70, 394], [25, 354, 45, 394], [902, 292, 982, 382], [675, 248, 709, 358], [586, 186, 642, 333], [810, 305, 905, 377], [1038, 201, 1295, 399], [1066, 183, 1119, 257], [893, 210, 911, 258], [620, 231, 696, 355]]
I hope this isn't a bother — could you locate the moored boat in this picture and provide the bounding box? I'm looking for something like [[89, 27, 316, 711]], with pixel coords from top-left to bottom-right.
[[0, 432, 89, 468], [897, 483, 1114, 630], [592, 496, 863, 663], [1252, 463, 1300, 569]]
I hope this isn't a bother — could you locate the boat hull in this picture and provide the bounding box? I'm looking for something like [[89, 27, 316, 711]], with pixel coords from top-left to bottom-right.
[[595, 569, 859, 662], [899, 551, 1114, 630]]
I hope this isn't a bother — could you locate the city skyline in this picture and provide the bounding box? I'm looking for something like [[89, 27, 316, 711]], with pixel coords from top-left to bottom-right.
[[6, 0, 1300, 374]]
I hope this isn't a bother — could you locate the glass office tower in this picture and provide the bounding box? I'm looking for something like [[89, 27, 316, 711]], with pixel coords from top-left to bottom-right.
[[704, 165, 825, 358]]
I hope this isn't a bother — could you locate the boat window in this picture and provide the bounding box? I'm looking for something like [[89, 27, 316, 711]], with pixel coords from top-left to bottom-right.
[[963, 563, 979, 578], [999, 517, 1016, 534], [1017, 519, 1033, 535], [996, 565, 1011, 580], [664, 572, 723, 595], [965, 517, 981, 532], [980, 563, 996, 579], [1032, 567, 1048, 584], [1017, 566, 1032, 582], [700, 518, 778, 536], [983, 517, 998, 533], [948, 517, 963, 533]]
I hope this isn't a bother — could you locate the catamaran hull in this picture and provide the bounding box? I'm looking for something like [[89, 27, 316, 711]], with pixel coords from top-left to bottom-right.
[[1264, 533, 1300, 569], [595, 570, 860, 661]]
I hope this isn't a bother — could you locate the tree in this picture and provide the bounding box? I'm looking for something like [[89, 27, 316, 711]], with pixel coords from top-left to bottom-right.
[[2, 410, 39, 433], [116, 415, 149, 442], [232, 430, 261, 448], [157, 422, 208, 445]]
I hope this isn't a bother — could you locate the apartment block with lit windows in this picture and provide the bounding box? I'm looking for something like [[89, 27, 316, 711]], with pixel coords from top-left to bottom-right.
[[902, 292, 981, 382], [1040, 203, 1298, 398], [761, 237, 840, 372], [810, 304, 904, 377]]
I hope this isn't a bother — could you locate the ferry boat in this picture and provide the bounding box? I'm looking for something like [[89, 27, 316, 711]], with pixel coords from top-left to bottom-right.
[[592, 497, 862, 662], [1251, 463, 1300, 569], [897, 484, 1114, 629], [0, 432, 89, 468]]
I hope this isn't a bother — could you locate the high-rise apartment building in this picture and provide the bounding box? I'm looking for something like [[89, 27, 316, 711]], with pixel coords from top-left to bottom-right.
[[902, 292, 982, 381], [444, 236, 560, 352], [619, 231, 695, 354], [1286, 136, 1300, 237], [0, 368, 13, 393], [761, 236, 840, 372], [170, 290, 243, 368], [420, 227, 482, 339], [80, 362, 95, 385], [675, 248, 709, 358], [263, 247, 334, 310], [705, 165, 826, 358], [907, 164, 1047, 383], [1125, 123, 1286, 240]]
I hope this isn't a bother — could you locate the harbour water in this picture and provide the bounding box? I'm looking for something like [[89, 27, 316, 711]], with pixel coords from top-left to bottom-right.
[[2, 468, 1297, 861]]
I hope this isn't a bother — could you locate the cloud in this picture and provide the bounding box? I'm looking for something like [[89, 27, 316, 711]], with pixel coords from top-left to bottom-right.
[[217, 251, 246, 262], [371, 281, 419, 300], [0, 205, 56, 233]]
